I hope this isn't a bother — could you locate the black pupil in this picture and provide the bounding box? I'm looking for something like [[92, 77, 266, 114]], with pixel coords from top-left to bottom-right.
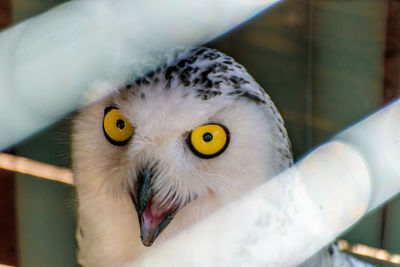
[[116, 119, 125, 129], [203, 132, 213, 142]]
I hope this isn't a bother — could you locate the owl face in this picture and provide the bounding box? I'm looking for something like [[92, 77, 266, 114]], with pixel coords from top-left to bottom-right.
[[72, 48, 292, 263]]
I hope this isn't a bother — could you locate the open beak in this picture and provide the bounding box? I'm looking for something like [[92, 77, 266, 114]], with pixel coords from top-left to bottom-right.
[[130, 165, 178, 247]]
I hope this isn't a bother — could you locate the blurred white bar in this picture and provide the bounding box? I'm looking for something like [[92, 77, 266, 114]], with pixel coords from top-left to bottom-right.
[[335, 100, 400, 212], [127, 100, 400, 267], [0, 0, 280, 151]]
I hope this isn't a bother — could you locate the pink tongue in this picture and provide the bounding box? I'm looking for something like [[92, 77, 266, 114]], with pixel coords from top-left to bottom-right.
[[140, 198, 173, 246], [142, 199, 170, 230]]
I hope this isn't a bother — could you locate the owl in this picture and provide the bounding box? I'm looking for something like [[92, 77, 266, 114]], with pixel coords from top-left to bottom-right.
[[72, 47, 292, 267]]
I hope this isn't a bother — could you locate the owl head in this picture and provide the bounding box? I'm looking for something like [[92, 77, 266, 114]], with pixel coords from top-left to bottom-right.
[[72, 47, 292, 265]]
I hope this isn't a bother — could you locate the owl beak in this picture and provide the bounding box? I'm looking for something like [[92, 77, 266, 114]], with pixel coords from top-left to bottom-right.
[[130, 165, 178, 247]]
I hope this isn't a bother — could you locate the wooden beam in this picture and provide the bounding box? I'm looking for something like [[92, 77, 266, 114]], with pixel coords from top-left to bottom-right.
[[383, 0, 400, 103], [0, 0, 11, 28], [0, 1, 16, 265]]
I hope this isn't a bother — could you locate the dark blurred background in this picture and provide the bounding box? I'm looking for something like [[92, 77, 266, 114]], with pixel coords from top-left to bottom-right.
[[1, 1, 17, 265], [0, 0, 399, 266]]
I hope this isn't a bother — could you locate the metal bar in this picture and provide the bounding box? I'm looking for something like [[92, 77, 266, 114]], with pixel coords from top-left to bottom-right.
[[0, 0, 280, 151], [2, 152, 400, 264], [127, 99, 400, 267]]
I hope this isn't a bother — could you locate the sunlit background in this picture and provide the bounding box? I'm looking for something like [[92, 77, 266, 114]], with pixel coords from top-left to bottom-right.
[[0, 0, 399, 266]]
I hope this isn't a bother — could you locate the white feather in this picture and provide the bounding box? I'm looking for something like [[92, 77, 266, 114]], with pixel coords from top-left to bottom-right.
[[72, 47, 295, 267]]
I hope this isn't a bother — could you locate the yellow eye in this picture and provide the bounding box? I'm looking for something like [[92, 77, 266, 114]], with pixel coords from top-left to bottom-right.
[[103, 107, 134, 146], [188, 124, 230, 158]]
